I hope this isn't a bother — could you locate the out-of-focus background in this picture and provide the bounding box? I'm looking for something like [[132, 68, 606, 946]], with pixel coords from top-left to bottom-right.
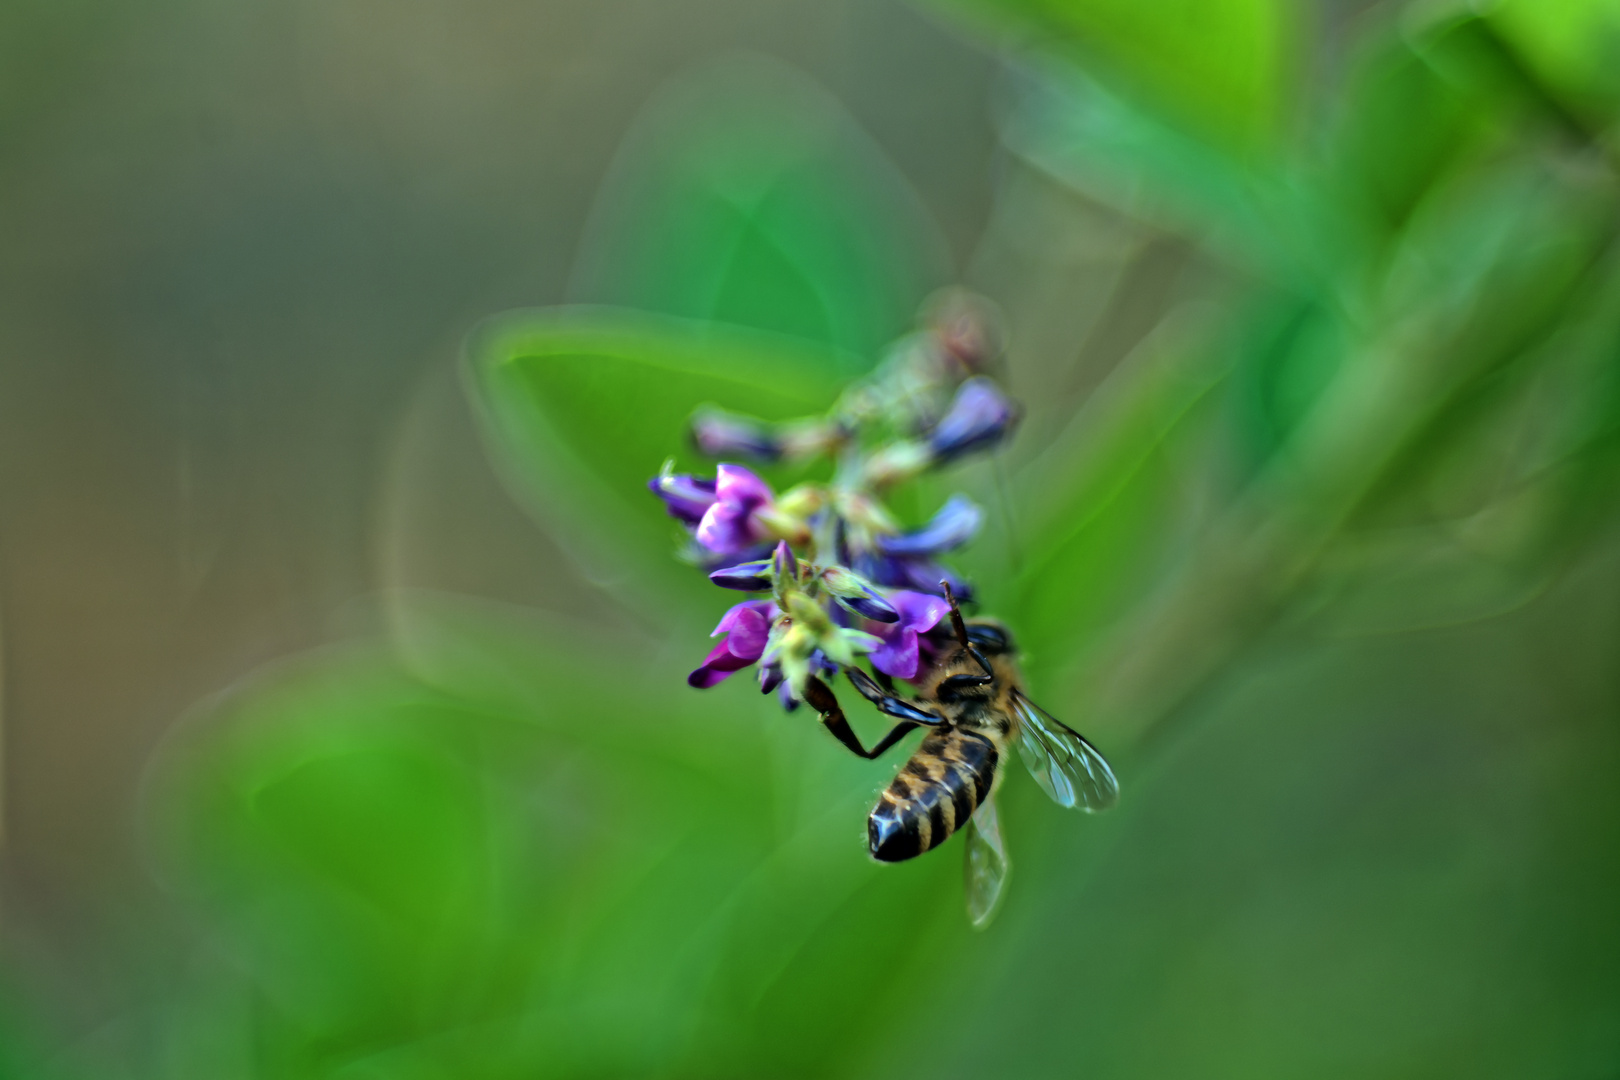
[[2, 0, 1618, 1076]]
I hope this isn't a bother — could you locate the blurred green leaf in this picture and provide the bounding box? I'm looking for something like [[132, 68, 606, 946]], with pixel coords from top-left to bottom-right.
[[465, 306, 854, 625], [1307, 515, 1558, 636], [1327, 168, 1617, 536], [996, 61, 1333, 288], [1227, 293, 1348, 473], [570, 55, 949, 365], [1489, 0, 1620, 122], [144, 624, 989, 1078], [923, 0, 1294, 153], [1004, 311, 1226, 670], [1328, 23, 1510, 239]]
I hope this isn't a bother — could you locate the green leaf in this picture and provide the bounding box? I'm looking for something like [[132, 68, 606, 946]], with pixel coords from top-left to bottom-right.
[[996, 61, 1324, 286], [1327, 24, 1510, 238], [1226, 293, 1349, 475], [571, 55, 949, 365], [1488, 0, 1620, 122], [143, 630, 967, 1077], [1004, 315, 1228, 667], [464, 306, 853, 624], [924, 0, 1295, 153]]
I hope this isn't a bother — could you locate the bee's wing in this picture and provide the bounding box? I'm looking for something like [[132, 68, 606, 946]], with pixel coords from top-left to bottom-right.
[[963, 794, 1008, 929], [1012, 690, 1120, 812]]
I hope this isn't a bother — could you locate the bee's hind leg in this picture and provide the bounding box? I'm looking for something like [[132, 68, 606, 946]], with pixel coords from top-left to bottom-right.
[[803, 674, 939, 760]]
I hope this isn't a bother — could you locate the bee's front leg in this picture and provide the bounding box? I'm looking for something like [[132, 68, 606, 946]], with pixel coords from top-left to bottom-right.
[[938, 672, 994, 694], [846, 668, 944, 724], [803, 674, 939, 760]]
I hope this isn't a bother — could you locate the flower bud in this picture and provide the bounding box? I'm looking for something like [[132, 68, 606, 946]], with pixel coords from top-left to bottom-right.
[[774, 484, 826, 520], [708, 559, 772, 591], [785, 591, 834, 637], [691, 407, 782, 460], [776, 419, 842, 460], [819, 565, 899, 623], [776, 620, 818, 692], [861, 440, 933, 488], [875, 495, 982, 557], [771, 540, 798, 583], [649, 466, 716, 526], [752, 504, 813, 546], [925, 289, 1001, 375], [928, 377, 1019, 461], [837, 490, 899, 534]]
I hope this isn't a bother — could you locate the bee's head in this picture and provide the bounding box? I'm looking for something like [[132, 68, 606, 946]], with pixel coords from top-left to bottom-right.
[[964, 619, 1015, 656]]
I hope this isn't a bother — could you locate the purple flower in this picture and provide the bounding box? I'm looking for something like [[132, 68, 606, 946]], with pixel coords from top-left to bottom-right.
[[689, 600, 776, 688], [692, 408, 782, 461], [875, 495, 981, 557], [928, 377, 1019, 461], [695, 464, 776, 556], [866, 590, 951, 680], [650, 472, 716, 526], [853, 551, 973, 602]]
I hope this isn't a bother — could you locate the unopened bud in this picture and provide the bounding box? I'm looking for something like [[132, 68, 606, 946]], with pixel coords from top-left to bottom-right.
[[820, 565, 899, 623], [709, 559, 772, 591], [928, 377, 1019, 461], [861, 440, 933, 488], [691, 407, 781, 461]]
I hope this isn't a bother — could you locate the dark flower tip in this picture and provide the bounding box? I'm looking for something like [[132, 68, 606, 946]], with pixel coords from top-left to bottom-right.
[[709, 559, 772, 591], [650, 472, 716, 527], [840, 593, 900, 623]]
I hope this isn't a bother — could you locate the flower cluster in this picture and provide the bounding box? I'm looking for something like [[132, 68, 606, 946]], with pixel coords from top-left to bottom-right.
[[649, 293, 1020, 707]]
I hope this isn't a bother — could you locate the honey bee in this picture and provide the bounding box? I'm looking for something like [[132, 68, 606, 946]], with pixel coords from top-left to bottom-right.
[[801, 585, 1118, 926]]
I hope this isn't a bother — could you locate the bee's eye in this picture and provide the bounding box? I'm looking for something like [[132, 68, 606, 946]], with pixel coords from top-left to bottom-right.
[[966, 624, 1012, 654]]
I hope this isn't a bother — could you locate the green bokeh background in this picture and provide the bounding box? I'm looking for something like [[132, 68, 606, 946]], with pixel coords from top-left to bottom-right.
[[2, 1, 1617, 1077]]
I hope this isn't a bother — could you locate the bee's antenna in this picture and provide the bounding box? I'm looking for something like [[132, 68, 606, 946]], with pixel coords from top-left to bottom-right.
[[939, 580, 994, 682], [941, 580, 971, 650]]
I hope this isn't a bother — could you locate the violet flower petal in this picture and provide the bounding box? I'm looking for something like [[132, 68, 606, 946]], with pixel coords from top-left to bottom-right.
[[695, 464, 776, 555], [876, 495, 982, 557], [712, 601, 773, 659], [714, 463, 773, 508], [888, 590, 951, 634], [854, 553, 973, 601], [695, 501, 756, 555], [868, 628, 921, 680], [928, 377, 1019, 460]]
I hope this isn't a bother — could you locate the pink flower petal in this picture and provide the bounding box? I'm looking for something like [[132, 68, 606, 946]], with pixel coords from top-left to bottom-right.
[[715, 463, 773, 507], [688, 639, 758, 688]]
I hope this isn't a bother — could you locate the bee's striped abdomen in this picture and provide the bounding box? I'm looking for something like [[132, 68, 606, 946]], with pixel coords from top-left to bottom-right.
[[868, 729, 998, 863]]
